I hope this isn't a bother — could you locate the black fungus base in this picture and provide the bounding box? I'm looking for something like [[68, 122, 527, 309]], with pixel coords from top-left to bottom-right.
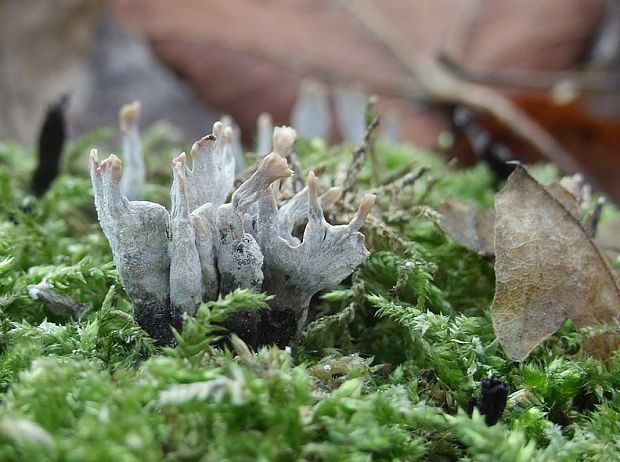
[[134, 302, 182, 347], [220, 308, 297, 350], [467, 376, 509, 426]]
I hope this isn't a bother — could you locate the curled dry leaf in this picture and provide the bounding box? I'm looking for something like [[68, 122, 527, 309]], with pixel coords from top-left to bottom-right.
[[438, 200, 495, 258], [492, 165, 620, 361], [439, 174, 602, 260]]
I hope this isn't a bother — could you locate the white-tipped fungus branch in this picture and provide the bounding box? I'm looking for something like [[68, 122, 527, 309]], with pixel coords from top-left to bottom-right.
[[118, 101, 145, 201], [90, 119, 374, 345]]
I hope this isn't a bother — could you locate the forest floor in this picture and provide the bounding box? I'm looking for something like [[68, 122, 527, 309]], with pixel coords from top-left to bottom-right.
[[1, 123, 620, 461]]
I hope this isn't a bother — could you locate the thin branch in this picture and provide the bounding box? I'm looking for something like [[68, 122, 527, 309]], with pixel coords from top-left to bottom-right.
[[342, 115, 380, 193], [337, 0, 584, 175], [369, 166, 427, 196], [439, 54, 615, 93], [441, 0, 482, 64]]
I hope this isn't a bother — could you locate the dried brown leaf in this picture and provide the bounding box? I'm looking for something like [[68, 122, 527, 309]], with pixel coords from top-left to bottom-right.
[[438, 200, 495, 257], [595, 220, 620, 264], [544, 182, 580, 219], [492, 165, 620, 361], [112, 0, 604, 153], [581, 331, 620, 362]]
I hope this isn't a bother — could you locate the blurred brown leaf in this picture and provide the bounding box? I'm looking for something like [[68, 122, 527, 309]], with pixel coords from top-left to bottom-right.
[[595, 220, 620, 264], [581, 332, 620, 362], [492, 165, 620, 361], [438, 200, 495, 257], [111, 0, 620, 202], [459, 95, 620, 204], [545, 181, 581, 218], [111, 0, 604, 145], [517, 96, 620, 205]]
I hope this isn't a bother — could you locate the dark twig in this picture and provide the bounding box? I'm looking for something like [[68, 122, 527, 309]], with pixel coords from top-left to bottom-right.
[[342, 115, 380, 194], [453, 106, 518, 182], [370, 166, 427, 196], [288, 150, 305, 193], [365, 95, 380, 182], [365, 213, 408, 248], [31, 95, 69, 197]]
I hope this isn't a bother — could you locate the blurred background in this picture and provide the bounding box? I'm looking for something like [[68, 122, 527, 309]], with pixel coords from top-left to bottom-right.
[[2, 0, 620, 201]]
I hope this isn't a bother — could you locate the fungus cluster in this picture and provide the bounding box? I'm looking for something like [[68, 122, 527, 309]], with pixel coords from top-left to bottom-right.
[[89, 116, 375, 345]]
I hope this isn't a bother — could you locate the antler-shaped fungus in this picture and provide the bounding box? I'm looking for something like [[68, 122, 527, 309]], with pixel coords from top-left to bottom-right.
[[89, 149, 174, 343], [257, 169, 375, 329], [185, 123, 235, 210], [170, 153, 203, 318], [90, 118, 375, 346]]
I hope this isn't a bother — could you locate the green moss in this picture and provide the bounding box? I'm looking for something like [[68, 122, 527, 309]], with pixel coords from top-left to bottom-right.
[[0, 126, 619, 460]]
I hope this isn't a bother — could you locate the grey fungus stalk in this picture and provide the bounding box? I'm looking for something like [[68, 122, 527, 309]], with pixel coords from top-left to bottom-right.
[[89, 149, 174, 344], [170, 153, 203, 318], [291, 78, 330, 140], [257, 170, 375, 329], [256, 113, 273, 157], [221, 115, 245, 175], [90, 120, 375, 346], [119, 101, 145, 201], [186, 124, 235, 210], [277, 185, 343, 246], [216, 151, 292, 295], [333, 86, 368, 144], [191, 203, 220, 301]]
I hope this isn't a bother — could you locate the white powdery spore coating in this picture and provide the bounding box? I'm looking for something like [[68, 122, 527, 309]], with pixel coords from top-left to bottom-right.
[[90, 120, 375, 342], [89, 149, 172, 342], [170, 153, 203, 316], [256, 169, 375, 329]]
